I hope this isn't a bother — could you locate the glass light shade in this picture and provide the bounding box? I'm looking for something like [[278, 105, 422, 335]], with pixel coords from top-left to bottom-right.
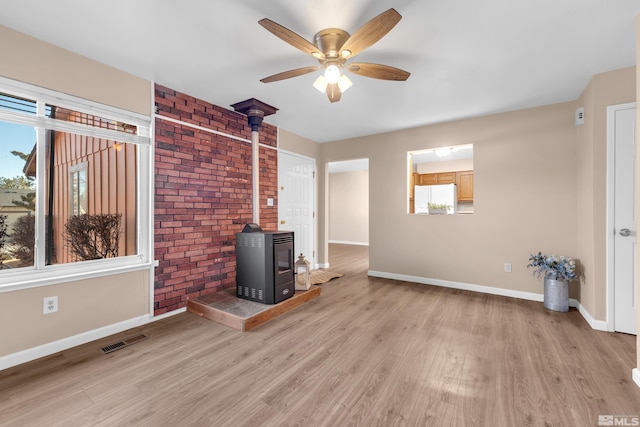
[[324, 64, 341, 84], [313, 75, 328, 93], [435, 147, 452, 157], [338, 74, 353, 93]]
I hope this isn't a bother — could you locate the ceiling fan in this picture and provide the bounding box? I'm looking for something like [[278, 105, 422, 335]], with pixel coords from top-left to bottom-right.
[[258, 8, 410, 103]]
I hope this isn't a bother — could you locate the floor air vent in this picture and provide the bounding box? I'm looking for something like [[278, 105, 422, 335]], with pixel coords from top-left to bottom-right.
[[100, 334, 148, 354]]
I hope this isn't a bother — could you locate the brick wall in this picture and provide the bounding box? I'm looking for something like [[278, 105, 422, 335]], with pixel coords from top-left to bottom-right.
[[154, 84, 278, 314]]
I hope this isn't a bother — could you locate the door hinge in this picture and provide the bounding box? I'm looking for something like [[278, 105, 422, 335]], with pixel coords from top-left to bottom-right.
[[313, 171, 315, 179], [313, 212, 315, 218]]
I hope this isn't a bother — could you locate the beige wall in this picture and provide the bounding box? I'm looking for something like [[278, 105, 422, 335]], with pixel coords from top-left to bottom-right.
[[0, 25, 153, 360], [576, 67, 636, 321], [278, 128, 320, 159], [0, 25, 150, 115], [320, 101, 578, 295], [329, 170, 369, 244], [0, 271, 149, 356]]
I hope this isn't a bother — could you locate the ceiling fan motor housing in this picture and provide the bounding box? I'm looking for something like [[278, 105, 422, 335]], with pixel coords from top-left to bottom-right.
[[313, 28, 350, 61]]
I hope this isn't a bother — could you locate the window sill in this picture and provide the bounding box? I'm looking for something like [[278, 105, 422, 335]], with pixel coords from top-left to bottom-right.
[[0, 257, 155, 293]]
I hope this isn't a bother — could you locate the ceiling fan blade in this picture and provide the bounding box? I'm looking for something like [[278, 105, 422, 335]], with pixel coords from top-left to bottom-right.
[[260, 66, 321, 83], [326, 83, 342, 103], [259, 18, 325, 60], [339, 8, 402, 58], [347, 62, 410, 81]]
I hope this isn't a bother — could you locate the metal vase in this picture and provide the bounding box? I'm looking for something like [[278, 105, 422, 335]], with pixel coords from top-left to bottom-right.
[[543, 274, 569, 312]]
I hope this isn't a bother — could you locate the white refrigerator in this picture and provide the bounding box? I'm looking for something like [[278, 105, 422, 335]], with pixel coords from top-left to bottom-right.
[[414, 183, 457, 214]]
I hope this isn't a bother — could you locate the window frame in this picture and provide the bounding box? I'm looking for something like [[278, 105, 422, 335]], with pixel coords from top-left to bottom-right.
[[0, 76, 153, 292]]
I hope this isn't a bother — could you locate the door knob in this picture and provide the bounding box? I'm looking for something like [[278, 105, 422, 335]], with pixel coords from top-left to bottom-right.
[[280, 220, 286, 224], [619, 228, 632, 237]]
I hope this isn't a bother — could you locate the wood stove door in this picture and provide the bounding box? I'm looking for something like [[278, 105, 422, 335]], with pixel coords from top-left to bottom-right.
[[274, 240, 294, 287]]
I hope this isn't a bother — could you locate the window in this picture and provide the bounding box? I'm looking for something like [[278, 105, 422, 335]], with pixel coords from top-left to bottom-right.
[[0, 77, 151, 288], [408, 144, 474, 215], [69, 163, 87, 216], [0, 120, 36, 269]]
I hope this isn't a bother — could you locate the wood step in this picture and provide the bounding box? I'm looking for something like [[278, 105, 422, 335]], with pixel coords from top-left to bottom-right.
[[187, 286, 321, 331]]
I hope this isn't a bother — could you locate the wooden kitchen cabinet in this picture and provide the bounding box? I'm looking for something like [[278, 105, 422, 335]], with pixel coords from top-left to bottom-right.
[[456, 170, 474, 202], [416, 172, 456, 185], [420, 174, 436, 185], [413, 170, 474, 205], [435, 172, 456, 184]]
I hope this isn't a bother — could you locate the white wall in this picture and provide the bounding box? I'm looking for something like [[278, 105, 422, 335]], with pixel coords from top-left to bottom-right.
[[417, 158, 474, 173]]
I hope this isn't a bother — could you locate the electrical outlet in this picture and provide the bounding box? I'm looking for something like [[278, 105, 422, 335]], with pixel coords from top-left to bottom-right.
[[504, 263, 512, 273], [43, 296, 58, 314]]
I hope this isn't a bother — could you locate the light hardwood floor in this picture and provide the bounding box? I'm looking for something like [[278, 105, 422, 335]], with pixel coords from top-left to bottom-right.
[[1, 244, 639, 426]]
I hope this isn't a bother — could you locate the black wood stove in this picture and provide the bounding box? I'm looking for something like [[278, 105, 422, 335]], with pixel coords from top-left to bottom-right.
[[235, 224, 295, 304]]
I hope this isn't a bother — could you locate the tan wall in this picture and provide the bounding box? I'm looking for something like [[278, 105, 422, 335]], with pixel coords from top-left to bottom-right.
[[576, 67, 636, 321], [0, 270, 149, 356], [329, 170, 369, 244], [278, 128, 320, 159], [0, 25, 150, 115], [320, 101, 578, 295], [0, 25, 153, 359]]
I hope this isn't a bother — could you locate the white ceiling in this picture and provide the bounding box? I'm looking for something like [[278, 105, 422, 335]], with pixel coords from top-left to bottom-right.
[[0, 0, 638, 143]]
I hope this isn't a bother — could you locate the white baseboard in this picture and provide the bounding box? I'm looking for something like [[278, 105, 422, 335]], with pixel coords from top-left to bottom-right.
[[367, 270, 608, 331], [633, 369, 640, 389], [573, 300, 608, 331], [368, 270, 542, 302], [329, 240, 369, 246], [316, 263, 330, 269], [0, 307, 186, 371]]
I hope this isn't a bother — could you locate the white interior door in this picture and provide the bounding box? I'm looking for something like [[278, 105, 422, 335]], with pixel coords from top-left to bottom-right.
[[609, 102, 637, 335], [278, 151, 315, 269]]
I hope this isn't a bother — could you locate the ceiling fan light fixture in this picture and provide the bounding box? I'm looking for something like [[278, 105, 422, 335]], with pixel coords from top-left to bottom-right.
[[338, 74, 353, 93], [324, 64, 341, 84], [313, 75, 328, 93], [258, 8, 409, 103]]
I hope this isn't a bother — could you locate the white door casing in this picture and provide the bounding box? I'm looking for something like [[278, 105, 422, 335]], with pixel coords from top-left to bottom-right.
[[607, 102, 637, 335], [278, 151, 315, 269]]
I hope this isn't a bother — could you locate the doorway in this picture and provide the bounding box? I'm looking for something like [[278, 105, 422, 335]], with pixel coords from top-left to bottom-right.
[[327, 159, 370, 268], [607, 102, 637, 334]]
